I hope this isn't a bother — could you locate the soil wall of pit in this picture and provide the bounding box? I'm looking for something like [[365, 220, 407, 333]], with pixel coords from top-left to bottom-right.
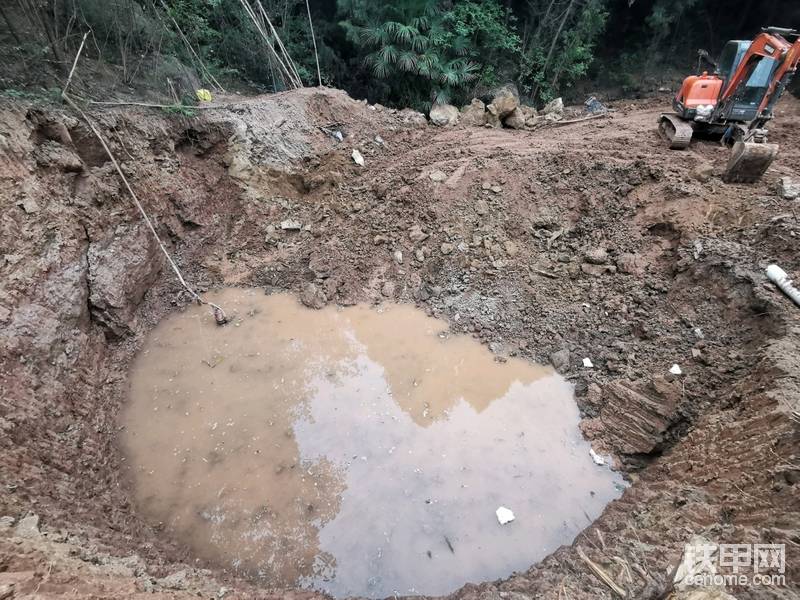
[[1, 88, 799, 598]]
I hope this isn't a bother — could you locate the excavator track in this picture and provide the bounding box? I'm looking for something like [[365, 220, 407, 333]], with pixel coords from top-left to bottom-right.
[[722, 140, 779, 183], [659, 114, 693, 149]]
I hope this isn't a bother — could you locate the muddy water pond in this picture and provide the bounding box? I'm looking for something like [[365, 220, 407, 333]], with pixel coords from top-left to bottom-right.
[[122, 288, 624, 598]]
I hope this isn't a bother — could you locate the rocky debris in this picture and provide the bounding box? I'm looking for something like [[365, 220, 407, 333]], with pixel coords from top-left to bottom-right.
[[777, 176, 799, 199], [475, 199, 490, 216], [429, 103, 460, 127], [280, 219, 302, 231], [393, 250, 404, 264], [445, 164, 466, 188], [461, 99, 487, 126], [584, 96, 608, 114], [300, 283, 327, 309], [16, 197, 40, 214], [487, 83, 520, 119], [351, 149, 365, 166], [14, 514, 40, 538], [581, 263, 617, 276], [0, 516, 15, 529], [691, 162, 714, 182], [399, 108, 428, 127], [549, 348, 570, 372], [616, 253, 646, 276], [594, 378, 680, 455], [157, 569, 189, 590], [87, 223, 162, 337], [441, 243, 455, 255], [503, 107, 526, 130], [543, 97, 564, 121], [429, 170, 448, 182], [409, 224, 429, 243], [381, 281, 396, 298], [503, 240, 519, 256]]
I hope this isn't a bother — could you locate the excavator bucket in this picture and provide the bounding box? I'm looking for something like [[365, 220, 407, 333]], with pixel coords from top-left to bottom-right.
[[722, 140, 778, 183]]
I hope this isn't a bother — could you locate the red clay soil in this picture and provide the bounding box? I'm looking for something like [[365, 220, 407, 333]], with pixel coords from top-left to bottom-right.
[[1, 88, 799, 599]]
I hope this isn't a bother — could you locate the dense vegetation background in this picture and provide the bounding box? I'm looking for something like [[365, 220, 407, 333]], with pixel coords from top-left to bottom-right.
[[1, 0, 798, 109]]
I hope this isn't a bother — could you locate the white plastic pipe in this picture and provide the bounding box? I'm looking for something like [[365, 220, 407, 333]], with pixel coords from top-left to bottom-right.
[[766, 264, 800, 307]]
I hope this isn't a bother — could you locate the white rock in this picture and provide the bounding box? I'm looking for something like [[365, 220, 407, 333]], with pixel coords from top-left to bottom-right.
[[352, 149, 365, 166], [669, 364, 683, 375], [582, 357, 594, 368], [496, 506, 515, 525], [280, 219, 302, 231], [589, 448, 606, 466]]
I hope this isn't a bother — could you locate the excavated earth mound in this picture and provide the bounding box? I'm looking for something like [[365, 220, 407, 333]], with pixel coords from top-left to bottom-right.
[[1, 87, 799, 599]]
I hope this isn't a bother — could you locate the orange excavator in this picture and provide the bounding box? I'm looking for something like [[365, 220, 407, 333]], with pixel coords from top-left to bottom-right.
[[659, 27, 800, 183]]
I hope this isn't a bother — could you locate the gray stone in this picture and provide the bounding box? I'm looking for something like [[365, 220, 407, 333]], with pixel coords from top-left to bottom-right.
[[691, 162, 714, 183], [429, 170, 447, 182], [778, 176, 800, 200], [158, 570, 188, 590], [381, 281, 395, 298], [549, 348, 571, 372], [393, 250, 404, 264], [409, 225, 429, 243], [429, 104, 460, 127], [14, 513, 40, 538], [280, 219, 302, 231], [440, 243, 455, 255], [584, 247, 608, 265], [475, 199, 490, 216], [0, 516, 15, 529]]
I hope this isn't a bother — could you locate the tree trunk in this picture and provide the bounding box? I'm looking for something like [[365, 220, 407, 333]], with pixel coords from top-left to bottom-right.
[[533, 0, 575, 100]]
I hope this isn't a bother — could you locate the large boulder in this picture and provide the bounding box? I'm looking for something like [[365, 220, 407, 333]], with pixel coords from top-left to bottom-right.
[[487, 83, 520, 118], [429, 104, 460, 126], [460, 99, 487, 126], [543, 97, 564, 121], [503, 107, 526, 130]]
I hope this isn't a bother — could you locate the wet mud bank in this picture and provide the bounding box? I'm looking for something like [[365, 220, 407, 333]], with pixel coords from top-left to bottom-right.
[[1, 88, 799, 598]]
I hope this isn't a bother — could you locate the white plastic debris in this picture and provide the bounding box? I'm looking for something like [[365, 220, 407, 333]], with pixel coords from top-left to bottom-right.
[[766, 264, 800, 307], [352, 149, 365, 166], [669, 364, 683, 375], [589, 448, 606, 466], [582, 357, 594, 368], [496, 506, 515, 525]]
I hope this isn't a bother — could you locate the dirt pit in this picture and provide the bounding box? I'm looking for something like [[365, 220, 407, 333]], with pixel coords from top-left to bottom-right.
[[2, 87, 800, 599], [123, 289, 623, 598]]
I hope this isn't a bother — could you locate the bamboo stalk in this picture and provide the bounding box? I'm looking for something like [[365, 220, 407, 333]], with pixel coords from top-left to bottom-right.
[[305, 0, 322, 86]]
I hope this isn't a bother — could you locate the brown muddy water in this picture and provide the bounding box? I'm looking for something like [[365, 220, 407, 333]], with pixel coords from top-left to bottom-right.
[[122, 288, 624, 598]]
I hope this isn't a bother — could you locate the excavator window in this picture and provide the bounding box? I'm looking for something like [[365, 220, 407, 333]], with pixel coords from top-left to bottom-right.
[[740, 57, 778, 104], [717, 40, 749, 82]]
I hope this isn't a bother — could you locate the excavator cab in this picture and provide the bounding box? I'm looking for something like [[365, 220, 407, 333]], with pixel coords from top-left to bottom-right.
[[659, 27, 800, 183]]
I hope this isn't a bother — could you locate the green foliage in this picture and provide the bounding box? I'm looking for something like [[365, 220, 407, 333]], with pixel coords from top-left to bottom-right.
[[519, 0, 608, 103], [338, 0, 519, 109]]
